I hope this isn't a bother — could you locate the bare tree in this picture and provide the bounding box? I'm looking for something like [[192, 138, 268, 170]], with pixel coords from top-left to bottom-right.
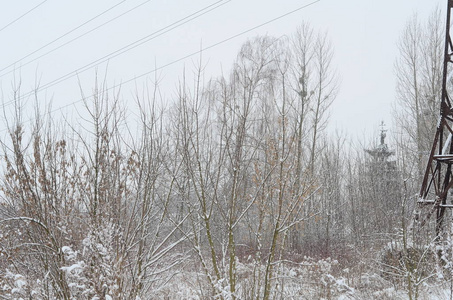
[[287, 22, 339, 254], [0, 79, 184, 299], [394, 9, 443, 183], [0, 21, 345, 299]]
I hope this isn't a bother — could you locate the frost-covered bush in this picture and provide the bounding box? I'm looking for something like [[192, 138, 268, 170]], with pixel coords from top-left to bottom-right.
[[58, 222, 120, 299]]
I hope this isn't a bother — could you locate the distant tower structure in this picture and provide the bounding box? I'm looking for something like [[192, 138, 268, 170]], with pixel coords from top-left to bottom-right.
[[362, 122, 400, 236], [365, 121, 395, 162]]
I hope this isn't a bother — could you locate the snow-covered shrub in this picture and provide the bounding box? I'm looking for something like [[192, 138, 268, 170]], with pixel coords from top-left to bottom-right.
[[380, 243, 436, 286], [1, 270, 30, 300], [79, 222, 120, 299]]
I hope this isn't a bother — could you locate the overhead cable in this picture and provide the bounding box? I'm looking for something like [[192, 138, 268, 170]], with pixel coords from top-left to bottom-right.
[[0, 0, 128, 75], [51, 0, 321, 112], [10, 0, 231, 103], [4, 0, 321, 116], [0, 0, 49, 33]]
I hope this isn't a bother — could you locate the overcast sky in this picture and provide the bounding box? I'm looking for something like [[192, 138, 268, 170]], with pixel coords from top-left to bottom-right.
[[0, 0, 446, 141]]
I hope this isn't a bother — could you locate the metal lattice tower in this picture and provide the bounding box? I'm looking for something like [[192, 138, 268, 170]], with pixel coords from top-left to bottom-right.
[[418, 0, 453, 238]]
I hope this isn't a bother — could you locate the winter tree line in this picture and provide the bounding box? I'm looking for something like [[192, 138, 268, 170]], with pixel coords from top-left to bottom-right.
[[0, 9, 449, 300]]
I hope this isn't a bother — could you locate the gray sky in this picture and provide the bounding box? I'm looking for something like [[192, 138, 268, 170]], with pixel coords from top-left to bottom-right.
[[0, 0, 445, 140]]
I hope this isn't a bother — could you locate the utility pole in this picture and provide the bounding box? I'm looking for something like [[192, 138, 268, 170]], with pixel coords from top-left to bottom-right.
[[418, 0, 453, 239]]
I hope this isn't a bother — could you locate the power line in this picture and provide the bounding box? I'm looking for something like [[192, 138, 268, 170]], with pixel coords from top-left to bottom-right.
[[4, 0, 321, 119], [50, 0, 322, 113], [112, 0, 322, 88], [0, 0, 154, 79], [0, 0, 49, 33], [0, 0, 128, 75], [8, 0, 230, 104]]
